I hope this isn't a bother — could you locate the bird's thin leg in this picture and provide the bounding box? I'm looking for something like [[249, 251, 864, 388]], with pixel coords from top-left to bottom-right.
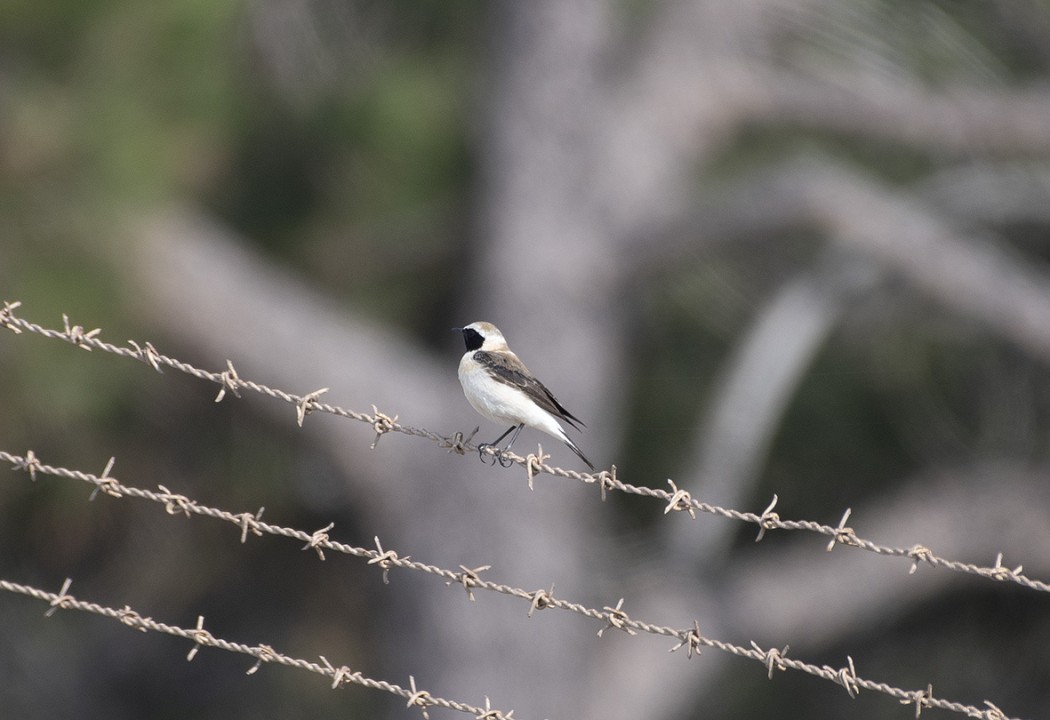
[[496, 424, 525, 467], [502, 424, 525, 452], [479, 425, 517, 465]]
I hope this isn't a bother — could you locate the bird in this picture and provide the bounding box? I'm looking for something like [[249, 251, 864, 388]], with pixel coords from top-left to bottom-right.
[[455, 321, 594, 470]]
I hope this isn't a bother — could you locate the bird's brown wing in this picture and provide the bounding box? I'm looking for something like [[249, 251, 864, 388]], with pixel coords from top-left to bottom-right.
[[474, 350, 586, 430]]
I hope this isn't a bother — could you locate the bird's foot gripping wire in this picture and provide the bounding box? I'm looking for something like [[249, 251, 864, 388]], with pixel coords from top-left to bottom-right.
[[476, 425, 522, 469], [477, 443, 497, 465], [477, 444, 514, 468]]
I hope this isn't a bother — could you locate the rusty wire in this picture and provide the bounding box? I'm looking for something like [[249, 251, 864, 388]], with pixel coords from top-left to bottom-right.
[[0, 449, 1026, 720], [0, 577, 506, 720], [1, 300, 1045, 595]]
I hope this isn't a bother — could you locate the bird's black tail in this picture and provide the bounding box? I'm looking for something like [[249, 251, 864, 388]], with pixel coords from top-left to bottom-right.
[[558, 431, 594, 470]]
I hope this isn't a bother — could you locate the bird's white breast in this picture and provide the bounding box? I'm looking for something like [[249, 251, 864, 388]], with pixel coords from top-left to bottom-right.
[[458, 352, 564, 436]]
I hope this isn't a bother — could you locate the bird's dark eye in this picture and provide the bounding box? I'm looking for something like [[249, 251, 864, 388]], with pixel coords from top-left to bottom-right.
[[461, 328, 484, 351]]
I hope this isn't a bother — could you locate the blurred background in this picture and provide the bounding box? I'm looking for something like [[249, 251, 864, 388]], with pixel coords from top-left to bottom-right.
[[2, 1, 1050, 718]]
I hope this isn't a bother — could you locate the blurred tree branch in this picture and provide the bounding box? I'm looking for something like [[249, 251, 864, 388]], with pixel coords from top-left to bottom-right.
[[751, 72, 1050, 153], [89, 1, 1050, 719]]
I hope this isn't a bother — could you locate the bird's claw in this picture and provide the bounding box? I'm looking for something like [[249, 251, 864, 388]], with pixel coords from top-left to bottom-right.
[[477, 443, 514, 468], [478, 443, 498, 465]]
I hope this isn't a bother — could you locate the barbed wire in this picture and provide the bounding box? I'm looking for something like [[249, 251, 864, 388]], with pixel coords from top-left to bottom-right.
[[0, 576, 510, 720], [0, 448, 1025, 720], [1, 299, 1045, 595]]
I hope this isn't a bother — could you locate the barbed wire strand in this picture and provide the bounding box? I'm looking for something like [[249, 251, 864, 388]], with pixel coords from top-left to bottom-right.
[[0, 449, 1024, 720], [0, 576, 509, 720], [1, 300, 1044, 595]]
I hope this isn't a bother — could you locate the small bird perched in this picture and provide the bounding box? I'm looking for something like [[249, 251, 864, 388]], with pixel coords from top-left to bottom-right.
[[455, 321, 594, 469]]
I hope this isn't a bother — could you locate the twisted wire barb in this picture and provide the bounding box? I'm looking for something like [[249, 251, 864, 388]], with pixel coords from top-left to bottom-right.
[[2, 301, 1047, 596], [0, 577, 510, 720], [0, 449, 1026, 720]]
